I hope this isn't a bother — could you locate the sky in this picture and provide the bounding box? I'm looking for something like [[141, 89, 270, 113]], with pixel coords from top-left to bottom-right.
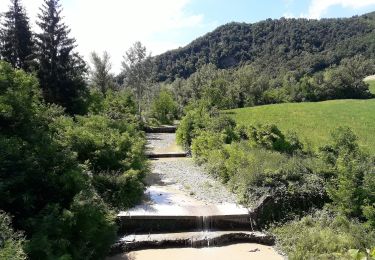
[[1, 0, 375, 73]]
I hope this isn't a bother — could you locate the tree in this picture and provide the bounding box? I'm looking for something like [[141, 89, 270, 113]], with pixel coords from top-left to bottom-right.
[[89, 51, 114, 95], [0, 0, 34, 71], [322, 127, 369, 218], [0, 61, 116, 259], [35, 0, 87, 114], [0, 211, 26, 260], [121, 41, 152, 116], [151, 89, 177, 124], [323, 55, 375, 99]]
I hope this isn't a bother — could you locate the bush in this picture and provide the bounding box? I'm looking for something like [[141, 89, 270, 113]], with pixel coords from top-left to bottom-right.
[[245, 124, 303, 154], [272, 210, 375, 259], [191, 130, 224, 165], [26, 190, 116, 260], [176, 102, 212, 149], [59, 114, 147, 173], [176, 101, 237, 150], [93, 170, 145, 209], [0, 62, 117, 259], [181, 104, 323, 223], [222, 143, 326, 216], [150, 89, 178, 124], [0, 212, 26, 260], [321, 127, 375, 224], [57, 90, 149, 209]]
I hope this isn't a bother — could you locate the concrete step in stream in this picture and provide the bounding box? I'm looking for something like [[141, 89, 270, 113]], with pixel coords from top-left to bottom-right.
[[117, 213, 254, 234], [145, 125, 177, 133], [146, 151, 187, 158]]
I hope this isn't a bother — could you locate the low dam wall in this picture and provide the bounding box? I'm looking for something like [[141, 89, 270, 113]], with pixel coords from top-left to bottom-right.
[[117, 214, 253, 234]]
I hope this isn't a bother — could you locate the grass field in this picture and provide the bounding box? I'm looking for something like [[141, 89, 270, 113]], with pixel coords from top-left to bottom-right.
[[226, 98, 375, 153]]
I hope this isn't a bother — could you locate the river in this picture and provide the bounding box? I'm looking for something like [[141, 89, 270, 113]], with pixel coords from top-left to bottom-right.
[[109, 129, 283, 259]]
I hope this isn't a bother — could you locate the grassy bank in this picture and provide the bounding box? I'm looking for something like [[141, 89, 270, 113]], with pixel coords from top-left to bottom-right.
[[226, 98, 375, 153]]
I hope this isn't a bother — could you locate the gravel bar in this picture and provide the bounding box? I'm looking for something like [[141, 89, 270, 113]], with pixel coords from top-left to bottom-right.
[[152, 158, 238, 205]]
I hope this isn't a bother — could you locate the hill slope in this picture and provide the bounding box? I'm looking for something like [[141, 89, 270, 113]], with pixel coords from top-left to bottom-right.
[[153, 12, 375, 81], [226, 97, 375, 153]]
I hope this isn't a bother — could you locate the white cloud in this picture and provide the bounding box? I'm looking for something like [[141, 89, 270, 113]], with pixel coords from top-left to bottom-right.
[[0, 0, 205, 72], [283, 0, 295, 8], [306, 0, 375, 19], [282, 12, 297, 18]]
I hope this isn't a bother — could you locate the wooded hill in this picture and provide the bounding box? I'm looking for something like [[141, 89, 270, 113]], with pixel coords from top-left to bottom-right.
[[153, 12, 375, 82]]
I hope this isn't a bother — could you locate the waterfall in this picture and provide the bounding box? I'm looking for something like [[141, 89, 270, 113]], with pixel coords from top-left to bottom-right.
[[194, 215, 214, 247]]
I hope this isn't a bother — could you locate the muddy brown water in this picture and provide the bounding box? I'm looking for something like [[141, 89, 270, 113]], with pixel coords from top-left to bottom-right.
[[108, 243, 283, 260]]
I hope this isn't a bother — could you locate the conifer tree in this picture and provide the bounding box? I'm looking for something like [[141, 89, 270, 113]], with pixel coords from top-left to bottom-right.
[[35, 0, 87, 114], [0, 0, 34, 71], [90, 51, 114, 95]]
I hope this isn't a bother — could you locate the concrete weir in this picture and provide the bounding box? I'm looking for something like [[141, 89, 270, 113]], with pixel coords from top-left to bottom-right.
[[110, 231, 275, 254], [117, 214, 252, 234], [146, 151, 187, 158], [144, 125, 177, 133]]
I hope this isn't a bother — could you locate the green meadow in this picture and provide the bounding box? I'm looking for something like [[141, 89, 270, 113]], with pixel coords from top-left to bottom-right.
[[227, 97, 375, 153]]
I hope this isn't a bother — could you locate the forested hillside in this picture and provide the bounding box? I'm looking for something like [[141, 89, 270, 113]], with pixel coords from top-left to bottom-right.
[[153, 12, 375, 81]]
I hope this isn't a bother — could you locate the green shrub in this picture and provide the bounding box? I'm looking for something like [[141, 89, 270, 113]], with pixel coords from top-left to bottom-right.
[[26, 190, 116, 260], [151, 89, 178, 124], [176, 102, 212, 149], [176, 102, 237, 150], [321, 127, 375, 224], [207, 114, 237, 144], [221, 143, 325, 212], [193, 136, 326, 223], [191, 130, 224, 165], [59, 114, 147, 173], [0, 212, 26, 260], [180, 102, 323, 223], [56, 90, 149, 209], [246, 124, 303, 154], [0, 61, 117, 259], [205, 149, 228, 181], [93, 170, 145, 209], [272, 210, 375, 260]]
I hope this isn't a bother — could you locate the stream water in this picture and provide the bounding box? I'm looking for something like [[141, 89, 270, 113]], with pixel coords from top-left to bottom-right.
[[108, 243, 283, 260], [109, 131, 283, 259]]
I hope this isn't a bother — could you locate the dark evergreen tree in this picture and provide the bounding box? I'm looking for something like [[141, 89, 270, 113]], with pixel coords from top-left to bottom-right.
[[35, 0, 87, 114], [0, 0, 34, 71]]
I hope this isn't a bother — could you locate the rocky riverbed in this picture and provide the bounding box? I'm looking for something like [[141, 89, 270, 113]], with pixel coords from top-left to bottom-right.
[[152, 158, 238, 205], [119, 133, 247, 217]]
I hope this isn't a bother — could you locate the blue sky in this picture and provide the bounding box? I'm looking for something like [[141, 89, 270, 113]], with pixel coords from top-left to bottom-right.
[[187, 0, 375, 23], [159, 0, 375, 46], [1, 0, 375, 72]]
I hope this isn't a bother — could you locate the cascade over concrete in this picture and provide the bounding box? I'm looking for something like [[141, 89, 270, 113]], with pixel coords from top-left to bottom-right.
[[111, 129, 283, 259], [119, 132, 248, 222], [111, 231, 275, 254], [145, 133, 187, 158]]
